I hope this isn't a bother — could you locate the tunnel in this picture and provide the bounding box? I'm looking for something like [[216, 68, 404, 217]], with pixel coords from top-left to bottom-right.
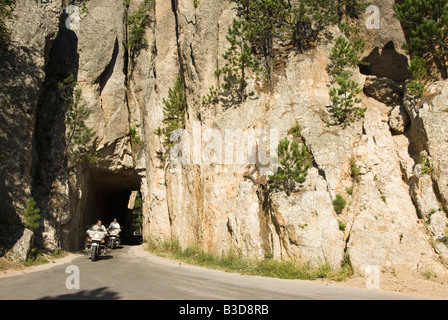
[[79, 168, 142, 247]]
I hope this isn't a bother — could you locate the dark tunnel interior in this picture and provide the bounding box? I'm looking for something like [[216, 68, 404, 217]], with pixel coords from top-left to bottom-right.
[[89, 188, 132, 233], [80, 169, 142, 247]]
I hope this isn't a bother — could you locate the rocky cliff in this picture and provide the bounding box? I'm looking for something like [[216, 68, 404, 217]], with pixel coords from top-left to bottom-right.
[[1, 0, 448, 276]]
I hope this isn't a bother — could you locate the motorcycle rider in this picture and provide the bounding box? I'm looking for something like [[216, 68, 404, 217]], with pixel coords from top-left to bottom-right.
[[85, 220, 108, 253], [109, 218, 120, 230], [107, 218, 121, 248], [92, 220, 108, 232]]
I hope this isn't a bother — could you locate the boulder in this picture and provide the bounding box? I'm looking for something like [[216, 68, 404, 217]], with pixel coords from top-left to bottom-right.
[[364, 77, 404, 105], [6, 229, 34, 262], [388, 105, 410, 134]]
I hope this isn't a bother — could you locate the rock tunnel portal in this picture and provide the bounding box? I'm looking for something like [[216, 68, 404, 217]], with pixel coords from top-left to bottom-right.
[[79, 169, 143, 247]]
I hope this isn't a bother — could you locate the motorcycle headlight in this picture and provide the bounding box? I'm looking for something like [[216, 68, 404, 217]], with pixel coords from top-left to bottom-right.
[[93, 232, 100, 240]]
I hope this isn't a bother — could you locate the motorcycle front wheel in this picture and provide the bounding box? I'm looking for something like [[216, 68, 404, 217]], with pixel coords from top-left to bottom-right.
[[91, 246, 97, 261]]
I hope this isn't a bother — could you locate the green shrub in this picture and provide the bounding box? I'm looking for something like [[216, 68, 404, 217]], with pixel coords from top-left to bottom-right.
[[338, 253, 354, 280], [130, 126, 143, 144], [215, 0, 295, 98], [419, 151, 434, 175], [333, 194, 347, 214], [349, 157, 360, 179], [80, 1, 88, 14], [345, 185, 354, 195], [287, 122, 303, 138]]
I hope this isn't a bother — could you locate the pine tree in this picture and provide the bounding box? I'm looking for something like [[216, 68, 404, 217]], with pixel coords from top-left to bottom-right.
[[154, 76, 187, 156], [328, 36, 366, 127], [330, 71, 365, 127], [126, 0, 155, 60], [291, 0, 367, 52], [233, 0, 250, 18], [244, 0, 293, 88], [339, 0, 369, 19], [59, 75, 97, 166], [292, 0, 339, 49], [269, 137, 311, 196], [394, 0, 448, 80], [22, 198, 41, 231], [225, 0, 367, 94], [215, 18, 262, 101], [329, 36, 365, 77]]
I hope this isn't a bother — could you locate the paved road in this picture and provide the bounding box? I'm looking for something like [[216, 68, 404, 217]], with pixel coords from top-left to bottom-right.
[[0, 245, 418, 300]]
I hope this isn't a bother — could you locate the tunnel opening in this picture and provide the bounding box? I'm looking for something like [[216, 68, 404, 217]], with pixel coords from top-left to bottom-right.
[[80, 169, 143, 248]]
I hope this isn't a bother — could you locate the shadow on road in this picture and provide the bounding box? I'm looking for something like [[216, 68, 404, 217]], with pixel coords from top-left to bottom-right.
[[95, 254, 114, 261], [39, 287, 121, 300]]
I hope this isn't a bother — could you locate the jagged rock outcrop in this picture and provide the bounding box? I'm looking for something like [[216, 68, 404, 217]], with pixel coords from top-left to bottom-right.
[[1, 0, 448, 278], [0, 0, 60, 257], [404, 81, 448, 265], [268, 171, 346, 269]]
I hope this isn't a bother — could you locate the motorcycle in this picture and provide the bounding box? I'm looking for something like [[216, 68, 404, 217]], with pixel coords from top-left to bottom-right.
[[85, 226, 108, 261], [107, 227, 121, 249]]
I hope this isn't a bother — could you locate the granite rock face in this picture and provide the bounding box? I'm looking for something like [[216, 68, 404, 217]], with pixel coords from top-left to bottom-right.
[[1, 0, 448, 277], [0, 0, 61, 258]]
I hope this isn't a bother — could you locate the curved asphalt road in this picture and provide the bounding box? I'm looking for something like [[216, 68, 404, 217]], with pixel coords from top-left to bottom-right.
[[0, 245, 418, 301]]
